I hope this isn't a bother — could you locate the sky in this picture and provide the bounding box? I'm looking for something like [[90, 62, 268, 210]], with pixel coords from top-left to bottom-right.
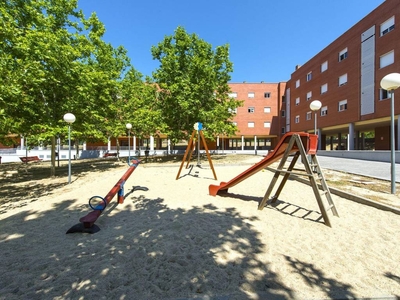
[[77, 0, 384, 83]]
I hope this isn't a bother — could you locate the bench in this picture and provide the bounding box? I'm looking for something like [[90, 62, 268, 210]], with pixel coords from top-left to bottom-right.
[[103, 152, 117, 158], [20, 156, 42, 163]]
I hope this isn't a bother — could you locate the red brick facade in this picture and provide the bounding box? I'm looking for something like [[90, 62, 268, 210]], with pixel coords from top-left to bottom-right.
[[227, 82, 286, 149], [286, 0, 400, 150], [85, 0, 400, 152]]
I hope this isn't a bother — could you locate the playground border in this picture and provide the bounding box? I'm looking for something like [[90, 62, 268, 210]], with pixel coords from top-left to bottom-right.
[[265, 167, 400, 216]]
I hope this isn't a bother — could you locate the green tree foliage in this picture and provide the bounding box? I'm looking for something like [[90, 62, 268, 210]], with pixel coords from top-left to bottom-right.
[[120, 69, 165, 140], [1, 3, 241, 171], [150, 26, 242, 144], [1, 0, 87, 142], [0, 0, 155, 173], [0, 0, 158, 144]]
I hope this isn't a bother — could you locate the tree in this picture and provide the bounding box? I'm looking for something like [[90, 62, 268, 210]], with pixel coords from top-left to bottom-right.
[[150, 26, 242, 144], [0, 0, 137, 174], [120, 69, 166, 141], [1, 0, 91, 174]]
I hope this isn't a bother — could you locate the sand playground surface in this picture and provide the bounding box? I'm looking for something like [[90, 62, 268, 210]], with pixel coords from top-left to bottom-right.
[[0, 156, 399, 299]]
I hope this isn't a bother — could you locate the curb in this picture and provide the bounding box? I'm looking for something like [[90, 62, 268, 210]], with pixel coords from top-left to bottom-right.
[[266, 167, 400, 216]]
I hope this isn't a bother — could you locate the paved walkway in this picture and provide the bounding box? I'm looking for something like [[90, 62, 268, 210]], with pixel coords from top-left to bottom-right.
[[316, 156, 400, 183]]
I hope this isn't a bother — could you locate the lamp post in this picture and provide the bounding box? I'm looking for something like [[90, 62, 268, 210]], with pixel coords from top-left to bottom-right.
[[310, 100, 322, 135], [63, 113, 76, 184], [380, 73, 400, 194], [126, 123, 132, 162], [194, 122, 202, 166]]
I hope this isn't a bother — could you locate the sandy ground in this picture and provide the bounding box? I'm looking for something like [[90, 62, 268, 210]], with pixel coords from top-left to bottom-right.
[[0, 156, 400, 299]]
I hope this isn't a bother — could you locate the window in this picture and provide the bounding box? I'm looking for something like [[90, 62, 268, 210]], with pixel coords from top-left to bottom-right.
[[321, 106, 328, 116], [228, 92, 237, 98], [264, 122, 271, 128], [295, 115, 300, 124], [339, 73, 348, 86], [282, 95, 286, 102], [380, 89, 392, 100], [295, 79, 300, 88], [306, 112, 311, 121], [248, 122, 255, 128], [381, 16, 395, 36], [321, 83, 328, 94], [339, 48, 348, 62], [281, 127, 286, 134], [248, 107, 255, 113], [338, 100, 347, 111], [281, 110, 285, 117], [321, 61, 328, 72], [295, 97, 300, 106], [264, 92, 271, 98], [264, 107, 271, 113], [248, 92, 255, 98], [380, 51, 394, 68], [307, 91, 312, 101], [307, 72, 312, 81]]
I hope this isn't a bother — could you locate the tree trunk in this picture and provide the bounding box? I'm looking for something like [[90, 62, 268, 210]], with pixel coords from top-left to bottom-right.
[[76, 140, 79, 160], [116, 138, 120, 158], [50, 136, 56, 177]]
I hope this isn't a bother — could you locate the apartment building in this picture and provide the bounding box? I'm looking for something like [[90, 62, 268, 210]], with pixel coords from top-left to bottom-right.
[[6, 1, 400, 157], [84, 82, 287, 153], [226, 82, 286, 151], [286, 0, 400, 150]]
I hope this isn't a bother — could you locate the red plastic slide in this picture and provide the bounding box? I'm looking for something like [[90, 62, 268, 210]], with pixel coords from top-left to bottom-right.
[[209, 132, 317, 196]]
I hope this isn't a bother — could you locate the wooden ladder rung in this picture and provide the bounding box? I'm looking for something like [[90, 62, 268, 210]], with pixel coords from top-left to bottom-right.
[[313, 173, 323, 179], [326, 204, 335, 211]]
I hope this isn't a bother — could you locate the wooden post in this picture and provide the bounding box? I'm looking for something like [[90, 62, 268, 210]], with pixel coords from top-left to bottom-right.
[[176, 129, 217, 180]]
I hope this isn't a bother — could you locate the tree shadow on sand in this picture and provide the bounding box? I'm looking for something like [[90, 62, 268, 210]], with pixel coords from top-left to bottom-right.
[[0, 183, 367, 299], [0, 193, 297, 299], [0, 160, 123, 209], [283, 255, 357, 299], [384, 272, 400, 298], [0, 159, 122, 184]]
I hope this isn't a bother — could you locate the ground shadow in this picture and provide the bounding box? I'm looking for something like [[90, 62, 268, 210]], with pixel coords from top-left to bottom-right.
[[284, 255, 358, 299], [177, 164, 217, 180], [0, 159, 121, 184], [216, 192, 325, 225], [0, 177, 367, 299], [384, 272, 400, 298], [0, 160, 123, 208], [0, 181, 67, 213], [264, 199, 325, 225], [0, 193, 297, 299]]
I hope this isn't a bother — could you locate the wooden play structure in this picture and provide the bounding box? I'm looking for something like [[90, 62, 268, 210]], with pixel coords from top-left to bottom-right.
[[209, 132, 339, 227], [66, 159, 140, 233], [176, 123, 217, 180]]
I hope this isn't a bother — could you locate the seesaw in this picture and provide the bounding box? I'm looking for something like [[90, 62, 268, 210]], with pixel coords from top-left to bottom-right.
[[66, 159, 141, 234]]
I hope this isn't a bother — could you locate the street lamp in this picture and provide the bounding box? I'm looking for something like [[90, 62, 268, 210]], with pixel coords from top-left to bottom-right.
[[194, 122, 202, 166], [63, 113, 76, 184], [380, 72, 400, 194], [310, 100, 322, 135], [126, 123, 132, 163]]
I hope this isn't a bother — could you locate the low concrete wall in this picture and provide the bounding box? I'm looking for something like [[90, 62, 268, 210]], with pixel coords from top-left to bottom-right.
[[318, 150, 400, 163]]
